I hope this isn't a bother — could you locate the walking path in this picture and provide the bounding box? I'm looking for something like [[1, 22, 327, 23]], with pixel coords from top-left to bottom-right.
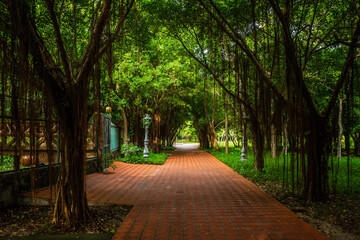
[[27, 144, 329, 240]]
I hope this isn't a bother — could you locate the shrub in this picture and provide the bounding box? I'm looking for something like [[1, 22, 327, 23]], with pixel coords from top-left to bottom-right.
[[121, 143, 143, 163], [162, 146, 176, 151]]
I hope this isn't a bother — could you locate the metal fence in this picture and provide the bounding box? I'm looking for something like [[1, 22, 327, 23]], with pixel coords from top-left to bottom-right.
[[0, 113, 121, 172], [102, 114, 120, 169], [0, 121, 98, 172]]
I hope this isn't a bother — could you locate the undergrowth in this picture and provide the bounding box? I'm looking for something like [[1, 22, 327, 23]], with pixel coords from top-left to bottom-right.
[[120, 143, 170, 165]]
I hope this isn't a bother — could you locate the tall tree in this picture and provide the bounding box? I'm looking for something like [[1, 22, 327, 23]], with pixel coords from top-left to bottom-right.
[[198, 0, 360, 201], [2, 0, 134, 226]]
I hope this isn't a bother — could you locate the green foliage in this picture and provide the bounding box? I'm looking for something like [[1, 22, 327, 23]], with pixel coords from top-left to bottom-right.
[[146, 152, 170, 165], [121, 143, 144, 163], [119, 151, 170, 165], [102, 153, 118, 174], [120, 143, 171, 165], [207, 148, 277, 183], [0, 155, 15, 171], [328, 156, 360, 194], [179, 121, 198, 141], [209, 147, 360, 195], [162, 146, 176, 151]]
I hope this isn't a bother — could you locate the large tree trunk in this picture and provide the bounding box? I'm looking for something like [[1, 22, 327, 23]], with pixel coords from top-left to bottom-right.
[[152, 113, 161, 153], [209, 123, 218, 150], [53, 83, 90, 226], [249, 114, 264, 172], [200, 129, 210, 149], [271, 123, 277, 158], [304, 114, 329, 201], [95, 61, 103, 170], [337, 98, 343, 160], [194, 117, 210, 149], [6, 0, 135, 227], [351, 132, 360, 157], [225, 110, 229, 155], [120, 107, 128, 145]]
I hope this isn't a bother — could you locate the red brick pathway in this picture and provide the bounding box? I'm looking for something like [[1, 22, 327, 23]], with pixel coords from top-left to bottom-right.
[[26, 144, 329, 240]]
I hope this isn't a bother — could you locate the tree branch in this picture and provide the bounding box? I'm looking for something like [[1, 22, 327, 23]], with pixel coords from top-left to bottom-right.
[[94, 0, 135, 62], [44, 0, 72, 82], [172, 28, 256, 118], [76, 0, 112, 84], [7, 0, 67, 92], [322, 19, 360, 119], [198, 0, 287, 104]]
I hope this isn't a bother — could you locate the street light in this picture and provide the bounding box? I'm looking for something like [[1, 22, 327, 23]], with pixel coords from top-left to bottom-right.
[[241, 114, 248, 162], [143, 114, 152, 159]]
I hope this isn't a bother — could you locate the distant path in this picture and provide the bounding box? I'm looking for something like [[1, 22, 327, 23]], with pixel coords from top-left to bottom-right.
[[27, 144, 329, 240], [172, 142, 200, 150]]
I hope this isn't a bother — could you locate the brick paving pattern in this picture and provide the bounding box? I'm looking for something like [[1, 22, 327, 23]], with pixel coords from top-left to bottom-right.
[[25, 144, 329, 240]]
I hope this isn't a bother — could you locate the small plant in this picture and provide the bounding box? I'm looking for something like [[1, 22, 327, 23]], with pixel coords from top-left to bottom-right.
[[100, 153, 118, 174], [121, 143, 143, 163]]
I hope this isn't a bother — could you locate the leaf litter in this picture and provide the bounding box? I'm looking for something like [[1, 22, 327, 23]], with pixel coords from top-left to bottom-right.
[[0, 204, 132, 238]]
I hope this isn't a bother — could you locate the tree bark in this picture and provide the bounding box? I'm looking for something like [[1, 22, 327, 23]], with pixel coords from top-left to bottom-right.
[[250, 114, 264, 172], [225, 110, 229, 155], [352, 132, 360, 157], [120, 107, 128, 145], [337, 98, 343, 160], [53, 83, 90, 226], [152, 113, 161, 153], [194, 117, 210, 149], [271, 123, 277, 158]]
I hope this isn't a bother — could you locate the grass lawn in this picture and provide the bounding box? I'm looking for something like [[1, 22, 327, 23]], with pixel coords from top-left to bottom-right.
[[206, 146, 360, 194]]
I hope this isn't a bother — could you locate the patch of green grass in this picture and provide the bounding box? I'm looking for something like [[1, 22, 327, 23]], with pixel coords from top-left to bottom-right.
[[119, 152, 170, 165], [216, 141, 237, 148], [328, 156, 360, 194], [183, 140, 199, 143], [207, 147, 360, 195], [207, 148, 280, 183]]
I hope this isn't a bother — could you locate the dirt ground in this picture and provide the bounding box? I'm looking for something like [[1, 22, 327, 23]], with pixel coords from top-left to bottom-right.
[[0, 204, 132, 238]]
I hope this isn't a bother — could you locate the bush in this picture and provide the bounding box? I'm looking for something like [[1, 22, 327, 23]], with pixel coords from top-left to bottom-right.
[[121, 143, 143, 163], [162, 146, 176, 151], [145, 152, 170, 165], [119, 143, 170, 165]]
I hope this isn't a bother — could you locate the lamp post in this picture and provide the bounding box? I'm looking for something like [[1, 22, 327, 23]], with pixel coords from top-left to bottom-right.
[[241, 114, 248, 162], [143, 114, 152, 159]]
